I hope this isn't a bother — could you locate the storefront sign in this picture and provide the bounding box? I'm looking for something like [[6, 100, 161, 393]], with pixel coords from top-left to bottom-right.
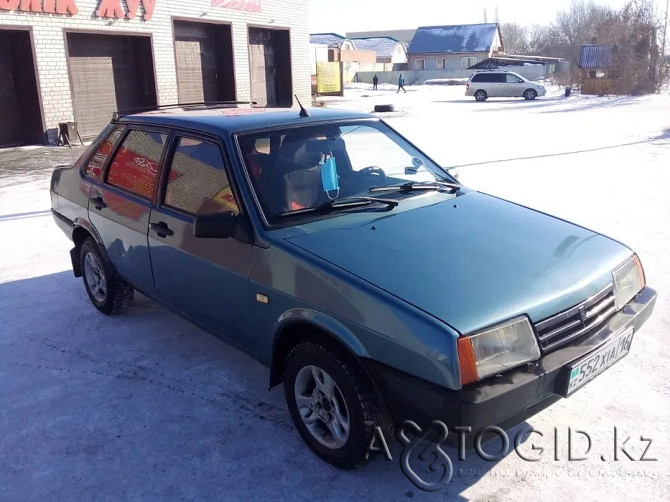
[[96, 0, 155, 21], [0, 0, 78, 15], [316, 62, 342, 95], [211, 0, 260, 13]]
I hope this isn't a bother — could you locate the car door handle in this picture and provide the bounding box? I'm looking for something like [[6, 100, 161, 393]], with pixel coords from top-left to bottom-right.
[[89, 196, 107, 210], [150, 222, 174, 238]]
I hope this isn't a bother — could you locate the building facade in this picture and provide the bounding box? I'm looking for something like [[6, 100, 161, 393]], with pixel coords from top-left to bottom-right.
[[0, 0, 310, 146], [407, 24, 503, 72]]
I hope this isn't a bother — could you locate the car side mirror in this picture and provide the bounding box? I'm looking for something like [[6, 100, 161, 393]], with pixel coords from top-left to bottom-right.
[[194, 211, 236, 239]]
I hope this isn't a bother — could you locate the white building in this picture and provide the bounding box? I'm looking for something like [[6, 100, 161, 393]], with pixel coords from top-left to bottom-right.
[[0, 0, 310, 146]]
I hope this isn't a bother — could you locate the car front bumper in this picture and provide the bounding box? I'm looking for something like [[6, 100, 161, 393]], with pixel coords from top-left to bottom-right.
[[361, 286, 656, 441]]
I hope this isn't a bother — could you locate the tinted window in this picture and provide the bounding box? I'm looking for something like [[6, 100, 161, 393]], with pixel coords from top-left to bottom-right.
[[471, 73, 503, 83], [163, 137, 238, 215], [85, 126, 124, 178], [106, 130, 167, 199]]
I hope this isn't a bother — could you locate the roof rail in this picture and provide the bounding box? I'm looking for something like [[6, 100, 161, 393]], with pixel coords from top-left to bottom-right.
[[111, 101, 256, 122]]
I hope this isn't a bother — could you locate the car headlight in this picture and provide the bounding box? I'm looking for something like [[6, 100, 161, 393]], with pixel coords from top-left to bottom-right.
[[458, 316, 540, 385], [613, 255, 645, 310]]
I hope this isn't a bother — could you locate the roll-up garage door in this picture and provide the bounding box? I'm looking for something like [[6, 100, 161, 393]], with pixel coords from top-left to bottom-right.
[[174, 21, 236, 104], [67, 33, 157, 139], [0, 29, 43, 147]]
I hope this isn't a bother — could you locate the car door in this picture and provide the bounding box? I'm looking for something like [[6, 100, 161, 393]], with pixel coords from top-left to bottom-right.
[[506, 73, 525, 96], [89, 127, 168, 293], [484, 73, 503, 97], [147, 134, 253, 350]]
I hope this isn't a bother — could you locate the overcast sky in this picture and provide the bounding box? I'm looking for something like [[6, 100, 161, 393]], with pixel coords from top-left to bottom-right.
[[309, 0, 658, 35]]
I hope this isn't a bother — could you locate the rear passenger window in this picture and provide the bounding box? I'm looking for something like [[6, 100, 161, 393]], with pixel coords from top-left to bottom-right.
[[163, 137, 239, 215], [85, 126, 124, 178], [106, 130, 167, 199]]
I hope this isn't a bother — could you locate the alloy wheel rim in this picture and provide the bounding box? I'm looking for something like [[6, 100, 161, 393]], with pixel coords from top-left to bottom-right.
[[294, 365, 351, 449], [84, 252, 107, 303]]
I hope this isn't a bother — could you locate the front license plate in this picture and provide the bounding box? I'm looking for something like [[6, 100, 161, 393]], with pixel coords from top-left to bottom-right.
[[566, 327, 634, 395]]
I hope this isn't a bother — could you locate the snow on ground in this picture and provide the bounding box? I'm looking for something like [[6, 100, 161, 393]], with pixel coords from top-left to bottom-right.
[[1, 86, 669, 501]]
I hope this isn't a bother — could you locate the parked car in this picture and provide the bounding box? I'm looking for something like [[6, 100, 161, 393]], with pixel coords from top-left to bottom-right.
[[466, 70, 547, 101], [50, 104, 655, 468]]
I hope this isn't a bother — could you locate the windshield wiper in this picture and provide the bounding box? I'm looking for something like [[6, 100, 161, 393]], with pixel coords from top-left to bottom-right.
[[277, 196, 399, 219], [369, 180, 460, 193]]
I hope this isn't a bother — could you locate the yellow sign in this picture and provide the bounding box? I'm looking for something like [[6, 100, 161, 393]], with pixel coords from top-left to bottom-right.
[[316, 62, 341, 94]]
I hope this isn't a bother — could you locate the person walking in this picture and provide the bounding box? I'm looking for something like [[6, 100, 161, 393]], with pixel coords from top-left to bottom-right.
[[372, 74, 379, 90], [397, 73, 406, 93]]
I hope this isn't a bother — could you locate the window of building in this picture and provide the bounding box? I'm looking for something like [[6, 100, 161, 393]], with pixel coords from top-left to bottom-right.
[[436, 58, 446, 70], [414, 58, 425, 70], [85, 126, 124, 178], [163, 137, 238, 215], [106, 130, 166, 199], [461, 56, 478, 69]]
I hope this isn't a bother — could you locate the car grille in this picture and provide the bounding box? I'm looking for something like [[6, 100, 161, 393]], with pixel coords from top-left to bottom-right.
[[534, 285, 617, 352]]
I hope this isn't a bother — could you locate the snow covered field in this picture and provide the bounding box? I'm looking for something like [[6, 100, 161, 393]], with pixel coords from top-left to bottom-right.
[[1, 85, 669, 501]]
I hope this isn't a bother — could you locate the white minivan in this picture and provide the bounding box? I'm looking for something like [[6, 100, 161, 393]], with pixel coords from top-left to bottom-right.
[[465, 71, 546, 101]]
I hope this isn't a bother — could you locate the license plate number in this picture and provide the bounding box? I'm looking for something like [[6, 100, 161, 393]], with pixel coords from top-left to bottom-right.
[[566, 327, 634, 395]]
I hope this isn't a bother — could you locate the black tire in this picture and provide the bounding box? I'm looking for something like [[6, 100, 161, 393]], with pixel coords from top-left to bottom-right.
[[524, 89, 537, 100], [80, 238, 134, 315], [374, 104, 394, 112], [474, 90, 487, 101], [284, 340, 387, 468]]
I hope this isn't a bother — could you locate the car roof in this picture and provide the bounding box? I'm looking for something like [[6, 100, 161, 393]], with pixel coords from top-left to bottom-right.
[[116, 106, 376, 136]]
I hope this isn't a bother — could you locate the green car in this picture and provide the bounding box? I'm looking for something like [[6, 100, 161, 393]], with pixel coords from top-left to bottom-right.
[[50, 104, 656, 468]]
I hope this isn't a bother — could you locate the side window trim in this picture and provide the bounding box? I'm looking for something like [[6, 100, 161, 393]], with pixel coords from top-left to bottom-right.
[[81, 125, 126, 182], [157, 132, 245, 218]]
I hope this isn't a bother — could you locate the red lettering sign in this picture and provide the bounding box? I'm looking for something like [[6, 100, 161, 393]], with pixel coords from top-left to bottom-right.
[[211, 0, 260, 12], [0, 0, 77, 13], [96, 0, 122, 18], [95, 0, 154, 20], [140, 0, 154, 21], [19, 0, 42, 12], [0, 0, 21, 10]]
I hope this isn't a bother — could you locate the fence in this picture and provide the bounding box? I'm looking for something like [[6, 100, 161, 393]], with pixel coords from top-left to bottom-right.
[[354, 65, 550, 86], [581, 78, 614, 95]]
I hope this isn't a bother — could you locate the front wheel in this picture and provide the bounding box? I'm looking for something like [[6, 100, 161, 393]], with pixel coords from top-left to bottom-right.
[[80, 238, 134, 315], [524, 89, 537, 100], [284, 340, 386, 468]]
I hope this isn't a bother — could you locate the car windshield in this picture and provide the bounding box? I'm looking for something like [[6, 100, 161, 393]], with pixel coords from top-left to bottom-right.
[[237, 120, 454, 225]]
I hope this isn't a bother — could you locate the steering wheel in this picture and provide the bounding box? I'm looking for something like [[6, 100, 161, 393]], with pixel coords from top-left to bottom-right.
[[359, 166, 387, 183]]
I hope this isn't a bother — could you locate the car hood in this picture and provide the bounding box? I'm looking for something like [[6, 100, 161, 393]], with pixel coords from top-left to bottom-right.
[[285, 192, 631, 334]]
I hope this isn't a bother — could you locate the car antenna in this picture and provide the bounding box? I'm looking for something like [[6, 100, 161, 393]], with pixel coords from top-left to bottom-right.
[[295, 94, 310, 117]]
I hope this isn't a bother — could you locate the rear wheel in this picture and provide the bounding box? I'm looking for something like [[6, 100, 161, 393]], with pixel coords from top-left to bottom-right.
[[284, 340, 387, 468], [474, 90, 487, 101], [80, 238, 134, 315], [524, 89, 537, 100]]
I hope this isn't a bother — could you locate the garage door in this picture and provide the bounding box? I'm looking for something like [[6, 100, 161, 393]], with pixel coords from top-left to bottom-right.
[[0, 39, 22, 147], [0, 29, 42, 147], [174, 21, 236, 105], [175, 22, 218, 103], [67, 33, 157, 139]]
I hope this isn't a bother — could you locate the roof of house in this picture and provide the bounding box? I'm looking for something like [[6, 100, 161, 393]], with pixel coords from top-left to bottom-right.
[[350, 37, 402, 58], [309, 33, 347, 48], [346, 29, 416, 44], [579, 44, 612, 68], [408, 23, 500, 55]]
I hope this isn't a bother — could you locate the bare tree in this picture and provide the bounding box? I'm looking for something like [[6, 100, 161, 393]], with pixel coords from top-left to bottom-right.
[[500, 23, 529, 53]]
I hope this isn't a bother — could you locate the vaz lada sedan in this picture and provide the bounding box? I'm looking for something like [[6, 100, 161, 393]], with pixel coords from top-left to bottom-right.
[[50, 104, 656, 468]]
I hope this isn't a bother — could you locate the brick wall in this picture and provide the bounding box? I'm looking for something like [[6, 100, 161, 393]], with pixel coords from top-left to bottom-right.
[[0, 0, 310, 144]]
